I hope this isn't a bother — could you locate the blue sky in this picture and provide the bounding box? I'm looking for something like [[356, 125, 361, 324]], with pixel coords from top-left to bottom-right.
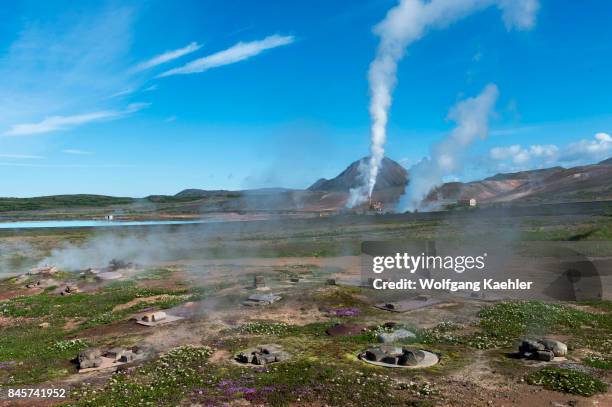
[[0, 0, 611, 197]]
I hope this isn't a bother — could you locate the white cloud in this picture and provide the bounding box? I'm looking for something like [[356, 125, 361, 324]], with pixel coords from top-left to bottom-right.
[[497, 0, 540, 30], [4, 103, 149, 136], [62, 149, 93, 155], [561, 132, 612, 162], [490, 144, 558, 165], [489, 132, 612, 170], [158, 35, 294, 77], [133, 42, 202, 72], [0, 153, 44, 159]]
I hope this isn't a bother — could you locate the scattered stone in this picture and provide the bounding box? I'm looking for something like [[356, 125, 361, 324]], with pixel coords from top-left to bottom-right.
[[61, 285, 79, 296], [539, 339, 568, 357], [25, 281, 41, 289], [142, 311, 166, 323], [519, 339, 546, 354], [78, 349, 103, 369], [360, 346, 438, 368], [242, 293, 282, 307], [78, 346, 147, 372], [136, 311, 183, 327], [536, 350, 555, 362], [235, 344, 290, 366], [518, 338, 568, 361], [38, 322, 50, 329]]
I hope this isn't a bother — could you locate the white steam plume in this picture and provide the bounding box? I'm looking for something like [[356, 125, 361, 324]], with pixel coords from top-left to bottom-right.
[[349, 0, 539, 207], [398, 83, 499, 211]]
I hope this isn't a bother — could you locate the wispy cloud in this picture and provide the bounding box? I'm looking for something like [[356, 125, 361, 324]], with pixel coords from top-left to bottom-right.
[[158, 35, 294, 78], [133, 42, 202, 72], [0, 153, 44, 159], [0, 6, 138, 133], [62, 149, 93, 155], [4, 103, 149, 136], [109, 88, 135, 98], [0, 162, 133, 168]]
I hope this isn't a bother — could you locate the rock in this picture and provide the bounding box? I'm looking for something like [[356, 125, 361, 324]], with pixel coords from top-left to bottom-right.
[[535, 350, 555, 361], [519, 339, 545, 355], [119, 351, 136, 363], [105, 347, 125, 361], [79, 349, 101, 362], [365, 348, 386, 362], [381, 355, 397, 364], [398, 349, 426, 366], [540, 339, 567, 357], [236, 353, 249, 363], [377, 329, 416, 344], [38, 322, 50, 329]]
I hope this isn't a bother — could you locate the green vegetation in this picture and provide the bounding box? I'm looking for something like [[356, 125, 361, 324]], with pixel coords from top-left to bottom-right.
[[68, 345, 427, 407], [417, 301, 612, 351], [583, 355, 612, 370], [69, 345, 214, 406], [0, 282, 203, 384], [0, 195, 134, 212], [525, 367, 607, 396], [476, 301, 610, 349]]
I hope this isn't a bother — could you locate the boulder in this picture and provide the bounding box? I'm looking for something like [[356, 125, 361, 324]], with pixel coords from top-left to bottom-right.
[[119, 351, 136, 363], [381, 355, 397, 364], [536, 350, 555, 362], [398, 349, 426, 366], [78, 349, 103, 369], [519, 339, 545, 355], [365, 348, 386, 362], [540, 339, 568, 357]]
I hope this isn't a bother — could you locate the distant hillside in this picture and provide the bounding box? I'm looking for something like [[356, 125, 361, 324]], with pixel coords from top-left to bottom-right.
[[599, 157, 612, 165], [2, 156, 610, 216], [0, 195, 134, 212], [429, 157, 612, 204], [308, 157, 408, 192]]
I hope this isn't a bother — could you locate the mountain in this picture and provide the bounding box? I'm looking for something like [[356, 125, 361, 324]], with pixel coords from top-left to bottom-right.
[[307, 157, 408, 192], [429, 157, 612, 204]]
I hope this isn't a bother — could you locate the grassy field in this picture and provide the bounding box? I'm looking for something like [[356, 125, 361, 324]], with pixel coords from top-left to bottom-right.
[[0, 210, 609, 405]]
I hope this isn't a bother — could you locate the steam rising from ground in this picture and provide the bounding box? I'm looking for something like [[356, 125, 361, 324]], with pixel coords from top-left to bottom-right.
[[349, 0, 539, 207], [398, 84, 499, 212], [39, 231, 189, 270]]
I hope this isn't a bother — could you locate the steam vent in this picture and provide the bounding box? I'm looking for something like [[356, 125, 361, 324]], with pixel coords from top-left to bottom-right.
[[359, 346, 439, 368], [234, 344, 290, 366]]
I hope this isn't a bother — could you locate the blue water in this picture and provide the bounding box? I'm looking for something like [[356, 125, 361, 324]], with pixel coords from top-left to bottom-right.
[[0, 219, 213, 229]]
